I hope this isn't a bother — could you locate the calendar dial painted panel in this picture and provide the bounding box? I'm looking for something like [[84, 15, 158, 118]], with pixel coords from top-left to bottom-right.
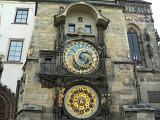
[[64, 84, 99, 119]]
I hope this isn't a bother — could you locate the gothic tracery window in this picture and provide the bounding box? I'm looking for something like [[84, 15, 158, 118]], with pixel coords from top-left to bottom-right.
[[127, 27, 141, 62]]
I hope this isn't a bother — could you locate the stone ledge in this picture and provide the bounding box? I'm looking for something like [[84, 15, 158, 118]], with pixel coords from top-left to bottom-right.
[[123, 103, 155, 112], [137, 68, 160, 73], [4, 61, 23, 64], [17, 104, 43, 114]]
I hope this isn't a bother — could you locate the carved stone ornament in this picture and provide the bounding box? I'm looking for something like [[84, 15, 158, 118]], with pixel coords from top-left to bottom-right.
[[76, 27, 84, 35], [57, 87, 65, 107], [38, 73, 54, 88], [147, 43, 153, 58]]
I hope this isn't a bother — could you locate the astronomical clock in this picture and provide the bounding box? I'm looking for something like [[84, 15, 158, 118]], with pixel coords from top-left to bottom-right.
[[63, 40, 99, 74], [62, 39, 102, 119], [38, 2, 110, 120]]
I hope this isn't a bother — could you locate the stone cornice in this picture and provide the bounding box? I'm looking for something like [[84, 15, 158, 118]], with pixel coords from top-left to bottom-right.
[[9, 0, 151, 4]]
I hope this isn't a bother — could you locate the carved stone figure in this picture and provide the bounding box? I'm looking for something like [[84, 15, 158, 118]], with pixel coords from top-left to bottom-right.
[[147, 43, 153, 58], [57, 86, 65, 107]]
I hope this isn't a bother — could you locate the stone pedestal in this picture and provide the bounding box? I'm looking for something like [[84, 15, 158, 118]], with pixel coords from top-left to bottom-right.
[[123, 104, 155, 120], [16, 104, 43, 120]]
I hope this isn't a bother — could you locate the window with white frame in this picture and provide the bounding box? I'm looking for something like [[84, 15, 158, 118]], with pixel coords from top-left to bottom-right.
[[7, 40, 23, 62], [14, 9, 29, 24]]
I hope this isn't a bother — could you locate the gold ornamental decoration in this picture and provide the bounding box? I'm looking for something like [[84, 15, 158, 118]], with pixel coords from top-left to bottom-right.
[[64, 85, 99, 119]]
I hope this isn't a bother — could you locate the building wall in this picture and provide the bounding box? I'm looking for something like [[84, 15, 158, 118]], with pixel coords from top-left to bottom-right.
[[0, 1, 35, 92], [16, 1, 160, 120]]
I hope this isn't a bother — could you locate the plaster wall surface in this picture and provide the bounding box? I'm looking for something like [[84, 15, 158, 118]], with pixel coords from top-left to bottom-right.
[[0, 1, 35, 92]]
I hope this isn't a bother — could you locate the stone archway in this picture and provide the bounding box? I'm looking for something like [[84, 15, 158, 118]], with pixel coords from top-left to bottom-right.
[[0, 84, 15, 120], [0, 97, 6, 120]]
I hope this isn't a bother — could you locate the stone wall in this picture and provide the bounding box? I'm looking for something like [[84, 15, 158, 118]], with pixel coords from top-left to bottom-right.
[[16, 1, 160, 120]]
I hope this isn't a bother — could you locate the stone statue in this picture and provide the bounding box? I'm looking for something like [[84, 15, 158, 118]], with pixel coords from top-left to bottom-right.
[[57, 86, 65, 107], [77, 27, 83, 35], [147, 43, 153, 58], [53, 86, 65, 120]]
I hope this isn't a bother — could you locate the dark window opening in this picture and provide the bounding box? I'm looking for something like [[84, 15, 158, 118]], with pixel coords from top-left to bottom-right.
[[155, 109, 160, 120], [68, 24, 75, 33], [148, 91, 160, 103], [127, 28, 141, 62], [44, 58, 52, 74], [85, 25, 92, 34], [14, 9, 29, 24]]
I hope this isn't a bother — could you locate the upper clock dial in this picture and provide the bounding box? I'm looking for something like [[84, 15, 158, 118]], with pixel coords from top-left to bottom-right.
[[63, 41, 99, 74]]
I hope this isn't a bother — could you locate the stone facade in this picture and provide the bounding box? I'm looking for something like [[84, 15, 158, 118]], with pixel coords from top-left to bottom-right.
[[16, 0, 160, 120]]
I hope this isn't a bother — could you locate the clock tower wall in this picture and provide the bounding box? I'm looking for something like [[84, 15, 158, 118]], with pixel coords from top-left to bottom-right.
[[18, 2, 134, 119], [100, 7, 138, 119], [16, 1, 156, 120]]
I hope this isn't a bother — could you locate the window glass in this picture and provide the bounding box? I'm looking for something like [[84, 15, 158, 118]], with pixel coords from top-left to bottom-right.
[[7, 41, 23, 62], [127, 28, 141, 61], [15, 9, 28, 24], [68, 24, 75, 33], [85, 25, 91, 34]]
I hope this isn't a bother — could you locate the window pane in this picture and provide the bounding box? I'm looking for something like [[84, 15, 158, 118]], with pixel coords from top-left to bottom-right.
[[133, 39, 140, 51], [9, 51, 16, 56], [15, 9, 28, 23], [22, 11, 28, 15], [130, 50, 134, 60], [8, 55, 15, 61], [21, 15, 27, 19], [16, 15, 22, 19], [16, 47, 22, 52], [15, 52, 21, 56], [15, 19, 21, 23], [10, 46, 16, 51], [127, 33, 134, 51], [7, 41, 23, 62], [10, 41, 17, 46], [85, 25, 91, 34], [16, 42, 23, 47], [17, 10, 23, 15], [20, 19, 27, 23], [127, 28, 141, 61], [14, 56, 21, 61], [135, 50, 141, 60], [68, 24, 75, 32]]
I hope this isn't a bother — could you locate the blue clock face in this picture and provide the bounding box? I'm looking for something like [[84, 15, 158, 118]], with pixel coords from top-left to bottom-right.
[[63, 41, 99, 74]]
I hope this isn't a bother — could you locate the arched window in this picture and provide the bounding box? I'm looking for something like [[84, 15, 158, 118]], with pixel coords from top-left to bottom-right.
[[127, 27, 141, 61]]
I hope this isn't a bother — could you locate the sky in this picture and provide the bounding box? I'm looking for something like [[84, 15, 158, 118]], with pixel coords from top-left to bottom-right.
[[146, 0, 160, 34]]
